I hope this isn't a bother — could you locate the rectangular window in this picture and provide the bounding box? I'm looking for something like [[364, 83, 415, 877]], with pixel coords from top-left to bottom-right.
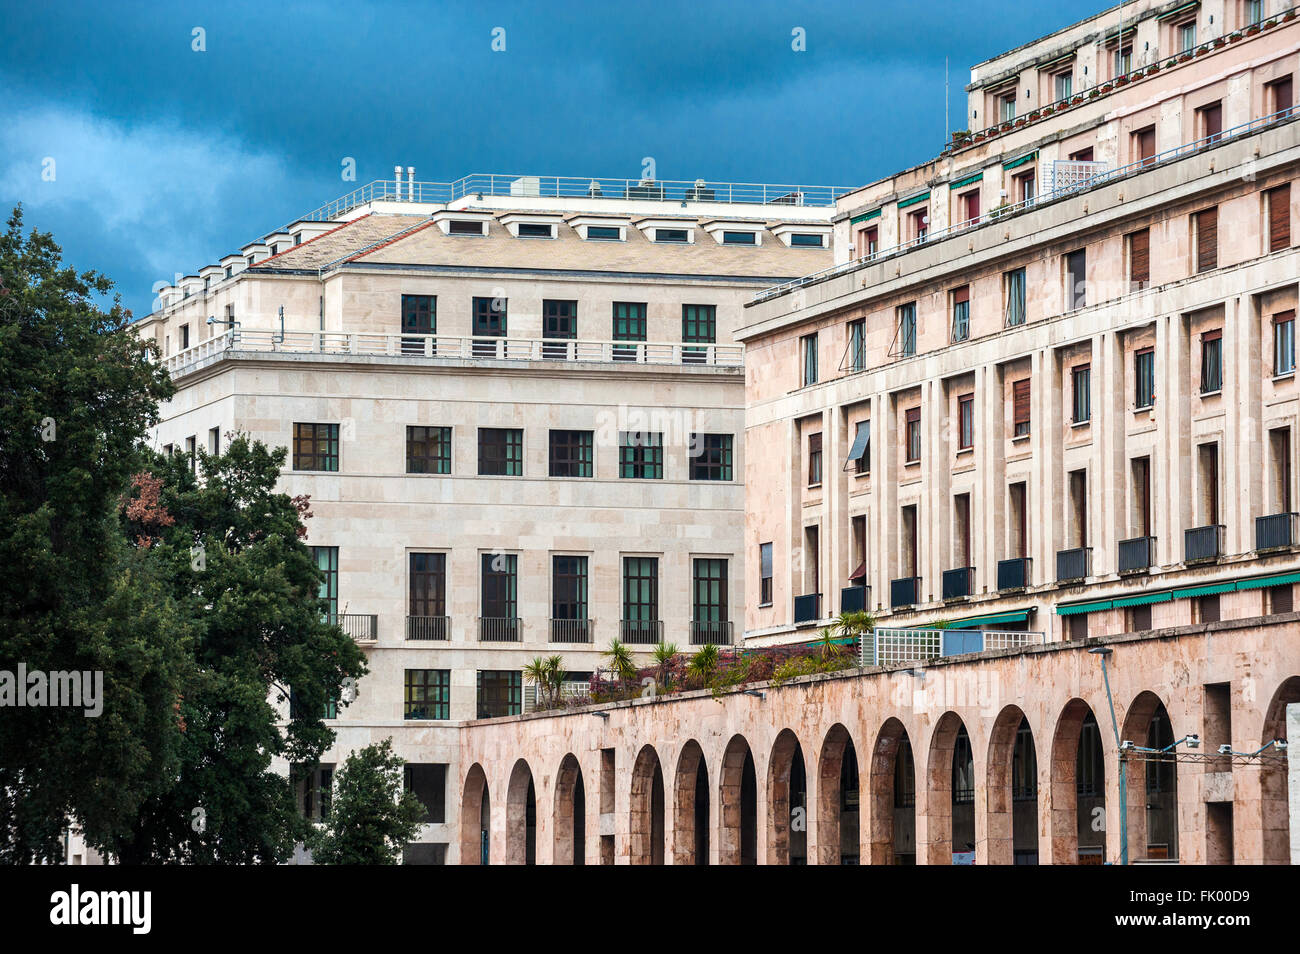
[[1065, 249, 1087, 310], [1195, 208, 1218, 272], [548, 429, 593, 477], [401, 294, 436, 354], [1200, 330, 1223, 394], [689, 433, 733, 481], [951, 286, 970, 342], [552, 555, 588, 621], [471, 296, 506, 356], [404, 764, 447, 824], [1269, 184, 1291, 253], [847, 420, 870, 475], [897, 303, 917, 356], [1013, 379, 1031, 437], [692, 559, 728, 623], [404, 670, 450, 720], [619, 431, 663, 479], [759, 542, 773, 605], [612, 302, 648, 362], [1128, 228, 1150, 289], [1135, 348, 1156, 409], [1275, 311, 1296, 375], [409, 552, 447, 618], [476, 670, 522, 719], [1054, 71, 1073, 101], [958, 394, 974, 450], [623, 557, 659, 622], [1072, 365, 1091, 424], [407, 425, 452, 474], [542, 299, 578, 358], [478, 428, 523, 476], [293, 422, 339, 471], [847, 319, 865, 372], [311, 546, 339, 618], [807, 432, 823, 486], [802, 333, 819, 385], [682, 304, 716, 365], [481, 553, 518, 620], [1005, 268, 1027, 326], [905, 408, 921, 463]]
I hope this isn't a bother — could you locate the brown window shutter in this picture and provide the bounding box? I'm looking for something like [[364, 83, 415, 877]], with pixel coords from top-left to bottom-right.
[[1270, 185, 1291, 254], [1013, 379, 1031, 425], [1196, 208, 1218, 272], [1130, 229, 1150, 286], [952, 285, 970, 304]]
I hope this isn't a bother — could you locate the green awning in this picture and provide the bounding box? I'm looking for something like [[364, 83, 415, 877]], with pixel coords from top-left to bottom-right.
[[949, 171, 983, 190], [1057, 600, 1113, 616], [850, 208, 881, 224], [1157, 0, 1199, 20], [952, 609, 1031, 627], [1236, 571, 1300, 591], [897, 192, 929, 209], [1172, 582, 1237, 599], [1112, 592, 1173, 608], [1003, 151, 1038, 170]]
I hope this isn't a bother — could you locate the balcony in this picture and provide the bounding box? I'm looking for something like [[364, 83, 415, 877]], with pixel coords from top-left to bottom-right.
[[890, 576, 921, 609], [996, 558, 1031, 591], [549, 618, 592, 643], [1056, 547, 1091, 583], [406, 615, 449, 640], [840, 585, 870, 613], [793, 593, 822, 625], [620, 619, 663, 645], [1256, 513, 1300, 551], [1118, 536, 1155, 574], [478, 617, 521, 642], [331, 613, 377, 643], [1185, 525, 1226, 563], [941, 567, 974, 600], [690, 620, 734, 646]]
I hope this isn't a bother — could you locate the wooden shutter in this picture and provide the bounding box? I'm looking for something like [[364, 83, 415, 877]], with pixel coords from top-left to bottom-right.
[[1196, 208, 1218, 273], [1013, 379, 1031, 427], [1129, 229, 1150, 286], [1270, 185, 1291, 253]]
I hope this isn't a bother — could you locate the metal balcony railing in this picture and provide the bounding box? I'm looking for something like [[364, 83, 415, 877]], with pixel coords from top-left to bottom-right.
[[1118, 536, 1155, 574], [406, 615, 449, 640], [478, 617, 521, 642], [549, 618, 592, 643], [690, 620, 733, 646], [793, 593, 822, 624], [1056, 547, 1091, 583], [997, 557, 1031, 591], [941, 567, 974, 600], [890, 576, 921, 609], [840, 584, 870, 613], [620, 619, 663, 644], [1256, 513, 1300, 550], [863, 626, 1046, 667], [331, 613, 377, 642], [1185, 525, 1226, 563]]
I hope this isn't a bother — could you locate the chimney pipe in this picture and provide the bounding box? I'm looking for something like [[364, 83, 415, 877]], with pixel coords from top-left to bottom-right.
[[407, 166, 415, 201]]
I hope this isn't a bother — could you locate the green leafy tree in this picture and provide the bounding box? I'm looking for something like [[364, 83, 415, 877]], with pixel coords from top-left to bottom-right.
[[310, 739, 425, 865]]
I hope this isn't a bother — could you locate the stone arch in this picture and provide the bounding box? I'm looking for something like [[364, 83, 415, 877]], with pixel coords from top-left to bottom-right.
[[1051, 698, 1106, 864], [719, 734, 758, 864], [869, 717, 915, 865], [767, 728, 807, 864], [459, 763, 490, 865], [987, 705, 1038, 865], [553, 753, 585, 865], [1261, 676, 1300, 864], [505, 758, 536, 865], [816, 723, 860, 865], [630, 744, 666, 865], [925, 711, 973, 864], [674, 740, 710, 865]]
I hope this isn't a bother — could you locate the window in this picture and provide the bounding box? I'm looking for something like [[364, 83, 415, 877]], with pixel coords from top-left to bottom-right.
[[1005, 268, 1027, 326], [407, 426, 451, 474], [476, 671, 522, 719], [549, 430, 593, 478], [721, 231, 756, 245], [404, 764, 447, 823], [586, 225, 621, 241], [897, 303, 917, 356], [542, 299, 577, 358], [846, 420, 870, 474], [692, 559, 728, 623], [802, 333, 819, 386], [208, 426, 220, 455], [1195, 208, 1218, 272], [311, 546, 339, 618], [448, 219, 483, 235], [612, 302, 647, 361], [1013, 379, 1031, 437], [790, 232, 824, 247], [478, 428, 523, 476], [622, 557, 659, 622], [1054, 70, 1073, 101], [409, 552, 447, 619], [293, 423, 339, 471], [517, 222, 553, 238], [1135, 347, 1156, 409], [654, 228, 689, 243], [404, 670, 450, 720], [1275, 311, 1296, 375], [1268, 184, 1291, 253], [1134, 126, 1156, 167], [690, 433, 733, 481], [552, 555, 588, 621], [1065, 249, 1087, 310], [1072, 365, 1091, 424], [179, 324, 190, 349], [1197, 101, 1222, 143], [682, 304, 716, 364], [1200, 330, 1223, 394], [759, 543, 773, 605], [807, 432, 823, 486], [1129, 228, 1150, 289], [401, 294, 436, 354], [619, 431, 663, 479], [951, 286, 970, 342], [958, 394, 974, 450], [481, 553, 518, 620], [1178, 19, 1196, 53], [905, 408, 921, 463], [847, 318, 865, 372]]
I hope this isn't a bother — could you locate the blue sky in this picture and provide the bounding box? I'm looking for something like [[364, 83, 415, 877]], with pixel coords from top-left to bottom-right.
[[0, 0, 1101, 317]]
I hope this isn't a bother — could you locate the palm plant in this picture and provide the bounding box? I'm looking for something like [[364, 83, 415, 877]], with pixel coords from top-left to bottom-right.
[[601, 639, 638, 686], [651, 641, 678, 691], [686, 643, 720, 686]]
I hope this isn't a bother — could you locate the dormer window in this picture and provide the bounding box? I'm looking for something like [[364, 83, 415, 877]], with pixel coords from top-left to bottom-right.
[[655, 228, 689, 243], [721, 231, 757, 246], [448, 220, 484, 236], [586, 226, 621, 241], [517, 222, 554, 239]]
